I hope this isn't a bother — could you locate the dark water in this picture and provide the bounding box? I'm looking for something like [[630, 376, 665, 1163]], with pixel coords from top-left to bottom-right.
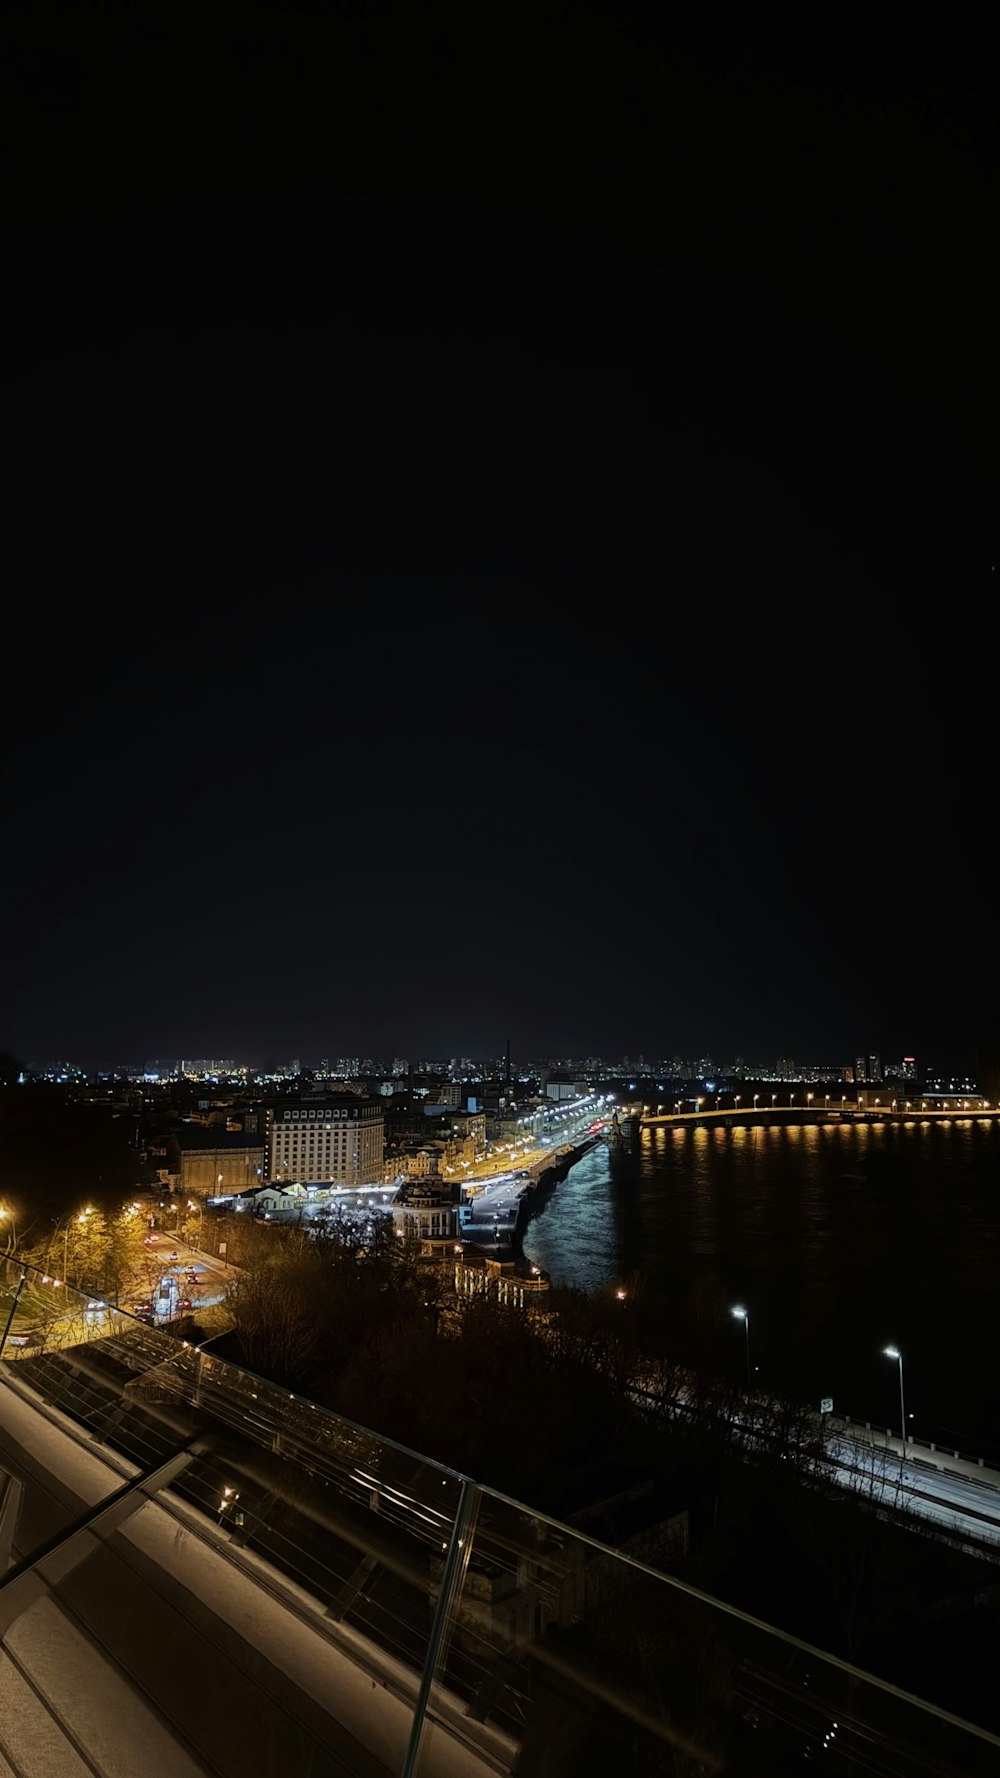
[[521, 1119, 1000, 1459]]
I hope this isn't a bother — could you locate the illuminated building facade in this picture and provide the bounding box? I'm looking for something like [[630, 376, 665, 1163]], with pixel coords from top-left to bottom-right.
[[270, 1094, 385, 1184]]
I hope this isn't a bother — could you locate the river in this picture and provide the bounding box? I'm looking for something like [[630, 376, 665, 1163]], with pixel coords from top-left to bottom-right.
[[520, 1118, 1000, 1459]]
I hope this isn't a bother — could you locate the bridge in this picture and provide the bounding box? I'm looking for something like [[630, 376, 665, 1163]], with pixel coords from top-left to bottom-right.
[[632, 1101, 999, 1128], [1, 1262, 999, 1776]]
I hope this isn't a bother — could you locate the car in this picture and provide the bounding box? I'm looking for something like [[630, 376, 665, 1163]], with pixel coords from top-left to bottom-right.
[[136, 1311, 157, 1327], [177, 1298, 193, 1311], [168, 1251, 179, 1264], [130, 1300, 154, 1315]]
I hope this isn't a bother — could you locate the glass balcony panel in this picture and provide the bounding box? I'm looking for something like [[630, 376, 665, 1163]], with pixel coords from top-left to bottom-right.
[[4, 1257, 999, 1776], [412, 1485, 1000, 1777]]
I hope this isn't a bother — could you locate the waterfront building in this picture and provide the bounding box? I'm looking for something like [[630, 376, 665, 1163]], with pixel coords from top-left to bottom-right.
[[453, 1252, 550, 1309], [391, 1181, 458, 1249]]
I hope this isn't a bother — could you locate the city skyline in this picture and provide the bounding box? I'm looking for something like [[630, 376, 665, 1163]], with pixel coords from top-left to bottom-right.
[[11, 1044, 983, 1091]]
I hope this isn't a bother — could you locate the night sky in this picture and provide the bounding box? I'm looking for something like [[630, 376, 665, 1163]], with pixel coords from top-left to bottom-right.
[[3, 6, 996, 1073]]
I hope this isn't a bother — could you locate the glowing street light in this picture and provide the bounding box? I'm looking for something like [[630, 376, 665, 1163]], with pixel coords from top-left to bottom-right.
[[732, 1305, 751, 1389], [883, 1345, 907, 1454]]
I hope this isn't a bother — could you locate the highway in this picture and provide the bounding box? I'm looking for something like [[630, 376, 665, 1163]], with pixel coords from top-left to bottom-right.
[[633, 1375, 1000, 1560], [824, 1430, 1000, 1555]]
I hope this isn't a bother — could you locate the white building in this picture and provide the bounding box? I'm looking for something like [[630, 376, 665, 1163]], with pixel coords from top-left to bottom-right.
[[233, 1182, 309, 1214], [391, 1183, 458, 1247]]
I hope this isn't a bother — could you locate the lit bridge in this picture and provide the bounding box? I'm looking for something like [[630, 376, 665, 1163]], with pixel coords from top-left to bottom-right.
[[633, 1101, 999, 1128]]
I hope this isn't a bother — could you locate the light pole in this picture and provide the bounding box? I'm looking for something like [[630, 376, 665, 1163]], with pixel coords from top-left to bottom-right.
[[884, 1345, 906, 1453], [732, 1305, 751, 1389]]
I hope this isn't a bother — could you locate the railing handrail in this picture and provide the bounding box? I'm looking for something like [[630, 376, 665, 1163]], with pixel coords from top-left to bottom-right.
[[826, 1412, 1000, 1479]]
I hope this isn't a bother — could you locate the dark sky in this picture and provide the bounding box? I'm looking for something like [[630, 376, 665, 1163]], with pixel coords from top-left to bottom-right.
[[2, 5, 997, 1073]]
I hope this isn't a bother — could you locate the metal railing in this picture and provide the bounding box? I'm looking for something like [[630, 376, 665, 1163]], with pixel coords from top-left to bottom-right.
[[1, 1255, 999, 1777], [828, 1411, 1000, 1481]]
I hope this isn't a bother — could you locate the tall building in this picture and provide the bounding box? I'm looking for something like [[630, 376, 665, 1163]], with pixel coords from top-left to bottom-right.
[[270, 1093, 385, 1184], [855, 1053, 883, 1085]]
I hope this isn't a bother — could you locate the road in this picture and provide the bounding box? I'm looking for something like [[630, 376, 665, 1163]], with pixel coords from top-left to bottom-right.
[[634, 1377, 1000, 1560], [825, 1430, 1000, 1554]]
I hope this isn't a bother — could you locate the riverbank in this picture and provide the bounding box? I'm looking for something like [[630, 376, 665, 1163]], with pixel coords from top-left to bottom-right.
[[458, 1134, 603, 1259], [506, 1134, 603, 1261]]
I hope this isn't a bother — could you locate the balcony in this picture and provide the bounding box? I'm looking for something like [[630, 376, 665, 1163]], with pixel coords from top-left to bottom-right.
[[0, 1256, 997, 1777]]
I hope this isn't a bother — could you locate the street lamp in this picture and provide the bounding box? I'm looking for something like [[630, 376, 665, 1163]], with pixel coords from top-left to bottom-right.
[[883, 1346, 907, 1454], [732, 1305, 751, 1389]]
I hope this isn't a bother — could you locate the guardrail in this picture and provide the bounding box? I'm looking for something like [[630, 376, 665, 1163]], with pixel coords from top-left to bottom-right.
[[828, 1413, 1000, 1483], [3, 1255, 1000, 1776]]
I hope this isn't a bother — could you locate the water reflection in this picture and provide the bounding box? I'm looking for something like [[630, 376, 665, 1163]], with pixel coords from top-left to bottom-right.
[[521, 1120, 1000, 1455]]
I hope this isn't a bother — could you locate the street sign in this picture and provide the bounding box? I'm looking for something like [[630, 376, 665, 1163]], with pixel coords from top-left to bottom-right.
[[820, 1396, 833, 1414], [218, 1242, 227, 1255]]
